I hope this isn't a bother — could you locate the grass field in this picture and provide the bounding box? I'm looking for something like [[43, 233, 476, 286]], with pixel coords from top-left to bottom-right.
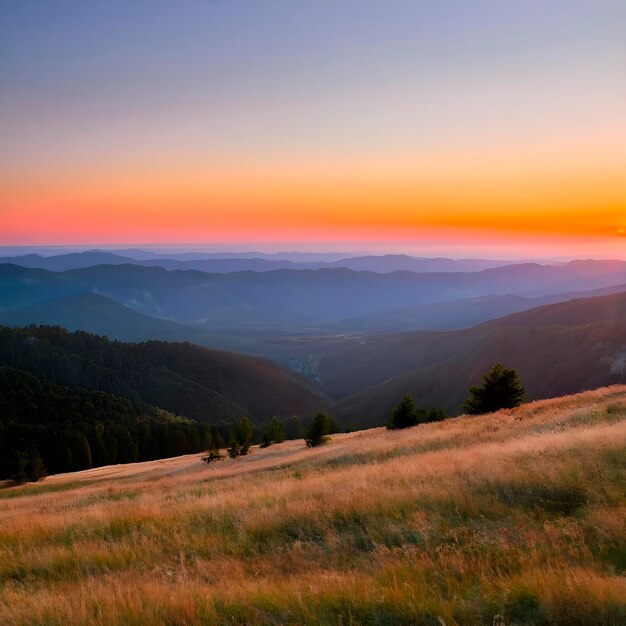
[[1, 387, 625, 625]]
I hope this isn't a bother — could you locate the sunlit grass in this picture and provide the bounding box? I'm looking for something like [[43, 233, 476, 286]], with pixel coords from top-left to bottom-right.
[[1, 386, 625, 625]]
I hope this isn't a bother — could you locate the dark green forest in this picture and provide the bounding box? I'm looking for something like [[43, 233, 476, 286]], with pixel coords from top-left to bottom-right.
[[0, 366, 219, 482], [0, 326, 313, 482], [0, 325, 243, 422], [0, 325, 326, 423]]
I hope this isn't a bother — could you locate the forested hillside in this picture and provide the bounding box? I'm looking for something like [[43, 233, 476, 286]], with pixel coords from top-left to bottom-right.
[[0, 325, 331, 481], [0, 366, 212, 481], [0, 326, 328, 422]]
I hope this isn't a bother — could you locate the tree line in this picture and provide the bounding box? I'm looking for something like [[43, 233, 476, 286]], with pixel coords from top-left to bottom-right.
[[387, 363, 525, 430], [0, 321, 526, 482], [0, 366, 214, 482], [202, 410, 334, 465], [0, 366, 315, 482]]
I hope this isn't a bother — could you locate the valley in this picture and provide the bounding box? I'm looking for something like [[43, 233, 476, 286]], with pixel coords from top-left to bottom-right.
[[2, 259, 626, 428]]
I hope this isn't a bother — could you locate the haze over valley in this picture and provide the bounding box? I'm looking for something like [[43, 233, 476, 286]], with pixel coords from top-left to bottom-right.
[[1, 249, 626, 428]]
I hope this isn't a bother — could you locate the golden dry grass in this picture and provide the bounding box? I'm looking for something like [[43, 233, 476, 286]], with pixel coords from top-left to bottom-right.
[[1, 386, 626, 625]]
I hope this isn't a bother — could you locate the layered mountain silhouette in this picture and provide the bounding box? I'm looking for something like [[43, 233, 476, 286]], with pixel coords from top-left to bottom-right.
[[0, 293, 208, 343], [2, 260, 626, 331], [1, 250, 551, 274], [325, 284, 626, 331], [325, 291, 626, 425], [2, 259, 626, 430]]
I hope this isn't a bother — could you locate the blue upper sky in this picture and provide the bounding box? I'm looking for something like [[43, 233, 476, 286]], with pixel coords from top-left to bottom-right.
[[1, 1, 624, 255], [3, 1, 623, 159]]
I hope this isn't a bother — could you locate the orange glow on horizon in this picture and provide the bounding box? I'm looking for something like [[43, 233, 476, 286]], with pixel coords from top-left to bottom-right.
[[3, 0, 625, 261], [2, 129, 625, 253]]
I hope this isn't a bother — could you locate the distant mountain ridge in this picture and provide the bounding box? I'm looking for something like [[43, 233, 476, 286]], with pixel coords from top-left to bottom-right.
[[3, 285, 626, 350], [2, 260, 626, 331], [0, 248, 363, 263], [325, 284, 626, 331], [0, 293, 208, 343], [2, 286, 626, 434], [0, 250, 558, 274]]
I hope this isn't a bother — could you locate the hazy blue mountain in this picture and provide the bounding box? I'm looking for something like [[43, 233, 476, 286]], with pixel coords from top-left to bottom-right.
[[329, 284, 626, 331], [1, 249, 551, 273], [325, 290, 626, 425], [2, 261, 626, 331], [4, 271, 626, 429], [0, 251, 138, 271], [0, 293, 207, 343], [141, 257, 306, 271], [482, 287, 626, 328], [323, 254, 534, 273], [0, 248, 360, 266], [113, 250, 362, 262], [147, 254, 549, 273]]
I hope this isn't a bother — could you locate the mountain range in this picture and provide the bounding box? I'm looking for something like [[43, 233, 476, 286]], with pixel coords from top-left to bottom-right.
[[326, 291, 626, 424], [2, 260, 626, 333], [0, 250, 555, 274], [2, 256, 626, 431]]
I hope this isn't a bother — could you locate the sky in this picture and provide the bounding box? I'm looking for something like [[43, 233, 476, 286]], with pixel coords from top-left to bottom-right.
[[1, 0, 625, 258]]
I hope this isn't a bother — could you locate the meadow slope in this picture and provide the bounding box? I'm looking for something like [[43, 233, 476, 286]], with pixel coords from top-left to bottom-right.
[[1, 387, 625, 625]]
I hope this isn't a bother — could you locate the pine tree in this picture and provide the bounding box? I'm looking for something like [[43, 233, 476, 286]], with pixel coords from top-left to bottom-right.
[[305, 412, 331, 447], [260, 428, 272, 448], [72, 434, 92, 470], [269, 416, 285, 443], [234, 416, 253, 456], [464, 363, 526, 415], [227, 439, 241, 459], [388, 395, 420, 429]]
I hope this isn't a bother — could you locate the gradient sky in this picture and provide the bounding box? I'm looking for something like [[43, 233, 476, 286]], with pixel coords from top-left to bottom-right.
[[1, 1, 625, 257]]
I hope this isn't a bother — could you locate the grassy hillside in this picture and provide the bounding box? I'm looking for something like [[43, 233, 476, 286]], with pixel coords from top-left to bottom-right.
[[0, 387, 624, 625]]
